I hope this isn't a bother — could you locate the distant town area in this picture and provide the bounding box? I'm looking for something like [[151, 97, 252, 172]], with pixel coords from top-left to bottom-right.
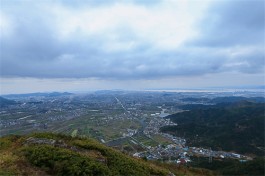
[[0, 89, 264, 164]]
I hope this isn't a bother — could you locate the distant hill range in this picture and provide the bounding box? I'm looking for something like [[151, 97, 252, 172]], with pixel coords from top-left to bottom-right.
[[181, 96, 265, 104], [0, 97, 17, 107], [179, 96, 265, 110], [161, 101, 265, 156], [2, 92, 73, 99]]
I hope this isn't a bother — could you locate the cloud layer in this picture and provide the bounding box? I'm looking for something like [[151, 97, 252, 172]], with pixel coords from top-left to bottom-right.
[[0, 0, 264, 80]]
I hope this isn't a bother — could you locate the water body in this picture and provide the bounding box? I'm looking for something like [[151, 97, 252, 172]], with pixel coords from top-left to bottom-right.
[[159, 109, 170, 118]]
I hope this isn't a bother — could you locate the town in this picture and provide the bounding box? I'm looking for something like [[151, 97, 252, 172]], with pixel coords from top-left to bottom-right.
[[1, 90, 263, 164]]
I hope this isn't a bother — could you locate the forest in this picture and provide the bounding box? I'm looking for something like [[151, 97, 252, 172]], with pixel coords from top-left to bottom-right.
[[161, 101, 265, 155]]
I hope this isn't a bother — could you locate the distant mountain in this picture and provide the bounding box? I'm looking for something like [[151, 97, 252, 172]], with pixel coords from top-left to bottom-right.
[[210, 96, 265, 103], [2, 92, 73, 99], [181, 97, 210, 102], [179, 96, 265, 111], [46, 92, 73, 97], [179, 99, 265, 111], [0, 133, 211, 176], [94, 90, 125, 94], [0, 97, 17, 107], [161, 102, 265, 156], [180, 96, 265, 104]]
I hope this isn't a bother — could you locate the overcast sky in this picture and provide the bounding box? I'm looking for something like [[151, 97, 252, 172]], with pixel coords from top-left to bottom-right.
[[0, 0, 264, 94]]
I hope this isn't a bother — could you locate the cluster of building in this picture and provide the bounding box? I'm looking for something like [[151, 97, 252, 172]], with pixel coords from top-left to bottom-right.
[[133, 142, 251, 164], [122, 129, 138, 137], [144, 116, 177, 136], [132, 114, 251, 164]]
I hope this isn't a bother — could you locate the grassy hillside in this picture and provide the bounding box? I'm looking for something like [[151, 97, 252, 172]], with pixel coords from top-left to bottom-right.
[[0, 133, 212, 176], [161, 102, 265, 156]]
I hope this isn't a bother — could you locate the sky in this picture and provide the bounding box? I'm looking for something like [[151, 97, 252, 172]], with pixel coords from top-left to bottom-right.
[[0, 0, 264, 94]]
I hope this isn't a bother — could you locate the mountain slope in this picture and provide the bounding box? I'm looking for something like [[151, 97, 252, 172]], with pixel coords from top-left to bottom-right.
[[161, 102, 265, 156], [2, 92, 73, 99], [0, 133, 212, 176], [0, 97, 16, 108]]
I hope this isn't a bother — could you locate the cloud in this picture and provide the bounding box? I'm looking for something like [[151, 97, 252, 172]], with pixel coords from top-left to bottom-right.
[[191, 0, 265, 47], [0, 0, 264, 81]]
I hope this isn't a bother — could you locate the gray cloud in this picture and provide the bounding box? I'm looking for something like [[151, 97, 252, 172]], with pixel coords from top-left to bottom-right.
[[1, 0, 162, 8], [191, 0, 265, 47], [0, 0, 264, 80]]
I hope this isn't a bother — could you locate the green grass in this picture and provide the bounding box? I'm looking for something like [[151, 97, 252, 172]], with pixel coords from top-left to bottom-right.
[[0, 132, 214, 176], [134, 134, 159, 147], [151, 134, 172, 145], [71, 129, 78, 137]]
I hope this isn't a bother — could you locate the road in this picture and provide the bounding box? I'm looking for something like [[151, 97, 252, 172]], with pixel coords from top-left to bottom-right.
[[114, 97, 128, 113]]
